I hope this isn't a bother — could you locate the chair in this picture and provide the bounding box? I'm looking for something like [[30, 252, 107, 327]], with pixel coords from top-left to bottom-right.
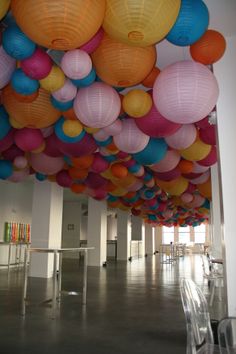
[[180, 278, 221, 353], [218, 317, 236, 353], [201, 254, 223, 306]]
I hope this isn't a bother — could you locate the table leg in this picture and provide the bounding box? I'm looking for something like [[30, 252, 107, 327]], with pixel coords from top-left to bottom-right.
[[58, 252, 62, 303], [52, 250, 58, 318], [7, 243, 12, 275], [82, 250, 88, 305], [21, 248, 29, 316]]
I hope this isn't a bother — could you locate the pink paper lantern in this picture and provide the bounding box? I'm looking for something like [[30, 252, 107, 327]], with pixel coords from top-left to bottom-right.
[[190, 170, 210, 184], [40, 125, 54, 138], [0, 46, 16, 89], [150, 150, 180, 173], [55, 133, 97, 157], [93, 129, 110, 142], [199, 125, 216, 145], [30, 152, 64, 175], [165, 124, 197, 149], [80, 27, 104, 54], [0, 129, 15, 152], [135, 104, 181, 138], [196, 116, 211, 129], [13, 155, 28, 169], [8, 167, 29, 183], [102, 119, 122, 136], [74, 82, 121, 128], [56, 170, 73, 188], [188, 194, 205, 208], [192, 161, 210, 173], [61, 49, 92, 80], [90, 153, 109, 173], [21, 48, 53, 80], [163, 209, 173, 219], [181, 192, 194, 203], [113, 119, 149, 154], [93, 189, 108, 201], [153, 60, 219, 124], [198, 145, 217, 167], [52, 79, 77, 102], [14, 128, 44, 152]]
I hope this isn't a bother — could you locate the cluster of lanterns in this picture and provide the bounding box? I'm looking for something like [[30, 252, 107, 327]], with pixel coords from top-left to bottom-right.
[[0, 0, 226, 227]]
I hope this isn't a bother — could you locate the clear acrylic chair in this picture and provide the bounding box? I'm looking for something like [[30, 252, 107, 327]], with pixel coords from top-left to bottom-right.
[[180, 278, 222, 353], [201, 254, 223, 306], [218, 317, 236, 353]]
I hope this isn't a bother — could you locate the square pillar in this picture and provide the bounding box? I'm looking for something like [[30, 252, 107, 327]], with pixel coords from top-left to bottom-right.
[[144, 224, 154, 256], [117, 210, 131, 260], [154, 227, 162, 253]]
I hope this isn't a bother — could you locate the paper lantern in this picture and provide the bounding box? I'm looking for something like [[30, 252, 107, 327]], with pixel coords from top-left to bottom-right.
[[11, 90, 39, 103], [74, 82, 121, 128], [0, 46, 16, 89], [178, 160, 194, 174], [190, 30, 226, 65], [11, 0, 106, 50], [11, 68, 39, 95], [91, 34, 156, 87], [2, 24, 36, 60], [30, 152, 64, 175], [0, 130, 15, 152], [61, 50, 92, 80], [51, 96, 74, 112], [14, 128, 44, 152], [93, 129, 110, 142], [3, 86, 61, 129], [135, 104, 181, 138], [103, 0, 181, 47], [166, 0, 209, 46], [102, 119, 122, 136], [197, 146, 217, 167], [192, 162, 209, 174], [55, 133, 97, 157], [156, 176, 188, 196], [80, 27, 104, 54], [71, 68, 96, 88], [181, 192, 194, 204], [44, 134, 62, 157], [111, 163, 128, 179], [113, 119, 149, 154], [85, 172, 107, 189], [199, 126, 216, 146], [122, 90, 152, 118], [187, 194, 205, 208], [71, 183, 86, 194], [150, 150, 180, 173], [142, 67, 161, 88], [21, 48, 53, 80], [165, 124, 197, 150], [39, 65, 65, 93], [63, 108, 78, 121], [133, 138, 167, 166], [0, 0, 10, 21], [8, 167, 29, 183], [13, 156, 28, 169], [197, 178, 212, 199], [52, 79, 77, 102], [0, 160, 13, 179], [155, 167, 181, 181], [0, 106, 10, 139], [2, 144, 24, 161], [91, 153, 109, 173], [153, 61, 219, 124], [56, 170, 73, 188], [190, 171, 210, 185], [180, 137, 211, 161]]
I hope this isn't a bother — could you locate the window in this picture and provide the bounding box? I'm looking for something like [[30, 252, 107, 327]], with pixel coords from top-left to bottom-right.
[[178, 226, 190, 244], [194, 224, 206, 244], [162, 226, 174, 244]]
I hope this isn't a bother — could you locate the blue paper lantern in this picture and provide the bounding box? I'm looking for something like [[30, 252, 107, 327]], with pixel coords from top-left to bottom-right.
[[0, 106, 11, 140], [166, 0, 209, 46], [35, 172, 47, 181], [72, 68, 96, 88], [94, 136, 112, 147], [2, 24, 36, 60], [51, 96, 74, 111], [0, 160, 13, 179], [55, 117, 85, 143], [133, 138, 167, 165], [11, 68, 39, 95]]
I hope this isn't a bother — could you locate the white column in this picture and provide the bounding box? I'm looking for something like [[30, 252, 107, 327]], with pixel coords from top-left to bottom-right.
[[107, 215, 117, 240], [214, 35, 236, 316], [131, 216, 144, 257], [62, 201, 81, 258], [117, 210, 131, 260], [87, 198, 107, 266], [210, 164, 223, 258], [154, 227, 162, 252], [30, 180, 63, 278], [144, 224, 154, 256]]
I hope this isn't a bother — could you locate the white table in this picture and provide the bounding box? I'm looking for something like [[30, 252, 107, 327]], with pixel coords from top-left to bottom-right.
[[0, 241, 31, 274], [21, 247, 94, 318]]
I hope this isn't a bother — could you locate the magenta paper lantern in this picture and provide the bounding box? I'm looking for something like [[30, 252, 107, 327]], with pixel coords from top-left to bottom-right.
[[199, 125, 216, 145], [74, 82, 121, 128], [190, 170, 210, 184], [14, 128, 44, 152], [8, 167, 29, 183], [192, 161, 209, 173], [153, 60, 219, 124], [0, 129, 15, 152], [13, 155, 28, 169], [44, 133, 63, 157], [165, 124, 197, 149], [135, 104, 181, 138], [80, 27, 104, 54], [2, 144, 24, 160], [61, 49, 92, 80], [52, 79, 77, 102], [21, 48, 53, 80], [56, 170, 73, 188], [90, 152, 109, 173], [30, 152, 64, 175], [102, 119, 122, 136], [195, 115, 211, 129], [181, 192, 194, 203], [55, 133, 97, 157], [0, 46, 16, 89], [114, 119, 149, 154], [198, 146, 217, 167], [150, 150, 180, 173], [155, 167, 181, 181], [85, 172, 107, 189]]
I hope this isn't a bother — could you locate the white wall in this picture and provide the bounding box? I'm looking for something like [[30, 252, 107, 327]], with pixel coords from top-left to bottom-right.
[[107, 215, 117, 240], [62, 201, 81, 258]]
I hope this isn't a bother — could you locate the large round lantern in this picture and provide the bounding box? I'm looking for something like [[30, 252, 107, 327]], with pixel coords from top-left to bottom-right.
[[91, 34, 156, 87], [0, 0, 10, 21], [11, 0, 106, 50], [61, 50, 92, 80], [29, 152, 64, 175], [14, 128, 44, 152], [113, 119, 150, 154], [153, 60, 219, 124], [52, 79, 77, 103], [133, 138, 167, 166], [122, 89, 152, 118], [0, 46, 16, 89], [150, 150, 180, 173], [103, 0, 181, 47], [165, 124, 197, 149], [180, 137, 211, 161], [74, 82, 121, 128]]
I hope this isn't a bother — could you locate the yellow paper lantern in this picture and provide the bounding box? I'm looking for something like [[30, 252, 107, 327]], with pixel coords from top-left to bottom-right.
[[3, 86, 61, 129], [0, 0, 10, 20], [122, 89, 152, 118], [11, 0, 106, 50], [9, 117, 25, 129], [63, 120, 83, 138], [109, 187, 127, 197], [103, 0, 181, 47], [39, 65, 65, 93], [180, 137, 211, 161], [92, 34, 156, 87], [156, 177, 188, 196]]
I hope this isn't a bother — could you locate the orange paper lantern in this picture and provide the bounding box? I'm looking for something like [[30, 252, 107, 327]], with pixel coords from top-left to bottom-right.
[[142, 67, 161, 88], [71, 155, 94, 169], [111, 163, 128, 179], [92, 34, 156, 87], [11, 0, 106, 50], [68, 167, 88, 180], [71, 183, 86, 194], [178, 160, 194, 174]]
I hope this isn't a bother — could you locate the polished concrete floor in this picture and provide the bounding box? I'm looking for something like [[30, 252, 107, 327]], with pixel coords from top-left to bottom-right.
[[0, 254, 225, 354]]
